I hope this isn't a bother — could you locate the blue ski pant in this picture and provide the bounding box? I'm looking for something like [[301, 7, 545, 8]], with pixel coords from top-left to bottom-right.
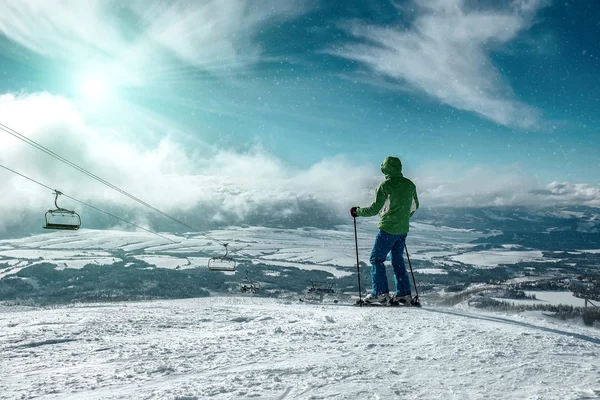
[[369, 230, 411, 296]]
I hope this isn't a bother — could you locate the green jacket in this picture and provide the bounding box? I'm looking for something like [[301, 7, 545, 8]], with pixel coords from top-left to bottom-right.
[[356, 156, 419, 235]]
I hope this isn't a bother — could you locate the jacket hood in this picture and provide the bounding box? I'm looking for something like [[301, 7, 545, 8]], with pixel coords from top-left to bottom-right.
[[381, 156, 403, 179]]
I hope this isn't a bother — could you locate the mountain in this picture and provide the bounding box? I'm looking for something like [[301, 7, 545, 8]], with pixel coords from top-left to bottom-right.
[[418, 206, 600, 234], [420, 206, 600, 250]]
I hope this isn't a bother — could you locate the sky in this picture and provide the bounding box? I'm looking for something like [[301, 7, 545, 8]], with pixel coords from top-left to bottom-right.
[[0, 0, 599, 233]]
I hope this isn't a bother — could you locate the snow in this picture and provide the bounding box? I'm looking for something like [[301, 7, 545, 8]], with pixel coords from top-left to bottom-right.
[[132, 255, 194, 270], [0, 220, 574, 279], [0, 249, 113, 259], [1, 223, 600, 398], [253, 259, 353, 278], [409, 222, 494, 244], [1, 297, 599, 399], [0, 265, 27, 279], [263, 270, 281, 277], [497, 291, 590, 308], [451, 250, 550, 268], [414, 268, 448, 275], [483, 209, 513, 221], [0, 247, 121, 277], [406, 250, 457, 261], [501, 244, 524, 249], [409, 222, 474, 233], [52, 257, 122, 270], [527, 291, 589, 307], [551, 210, 586, 219]]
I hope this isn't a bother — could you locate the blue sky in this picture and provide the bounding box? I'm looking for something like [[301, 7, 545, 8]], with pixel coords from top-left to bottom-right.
[[0, 0, 599, 231]]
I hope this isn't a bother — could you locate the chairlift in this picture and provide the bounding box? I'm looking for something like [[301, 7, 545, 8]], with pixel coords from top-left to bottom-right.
[[240, 271, 260, 293], [302, 280, 336, 302], [43, 191, 81, 231], [308, 280, 335, 294], [207, 243, 236, 271]]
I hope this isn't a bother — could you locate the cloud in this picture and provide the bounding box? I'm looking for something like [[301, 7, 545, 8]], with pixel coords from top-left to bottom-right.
[[416, 162, 542, 207], [0, 93, 377, 234], [0, 0, 309, 73], [416, 162, 600, 208], [1, 93, 598, 236], [529, 182, 600, 207], [0, 1, 126, 59], [131, 0, 307, 69], [331, 0, 546, 128]]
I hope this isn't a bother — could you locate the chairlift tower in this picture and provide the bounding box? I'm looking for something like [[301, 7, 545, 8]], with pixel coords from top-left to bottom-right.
[[568, 276, 600, 308]]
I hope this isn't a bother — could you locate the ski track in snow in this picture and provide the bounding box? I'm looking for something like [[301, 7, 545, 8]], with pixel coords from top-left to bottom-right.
[[1, 297, 600, 400]]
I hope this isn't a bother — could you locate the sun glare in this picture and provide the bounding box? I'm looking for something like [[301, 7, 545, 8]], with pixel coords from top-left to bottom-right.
[[81, 77, 108, 99]]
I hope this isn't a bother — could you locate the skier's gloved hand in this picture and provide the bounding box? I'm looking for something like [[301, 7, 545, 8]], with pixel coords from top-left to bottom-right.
[[350, 207, 359, 217]]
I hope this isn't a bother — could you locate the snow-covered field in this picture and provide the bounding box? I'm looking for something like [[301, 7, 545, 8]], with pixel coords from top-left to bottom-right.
[[0, 220, 555, 277], [414, 268, 448, 275], [451, 250, 552, 268], [1, 296, 599, 400], [496, 291, 590, 308]]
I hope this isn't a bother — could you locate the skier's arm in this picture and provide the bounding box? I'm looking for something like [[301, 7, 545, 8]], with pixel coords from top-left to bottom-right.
[[410, 187, 419, 217], [356, 184, 386, 217]]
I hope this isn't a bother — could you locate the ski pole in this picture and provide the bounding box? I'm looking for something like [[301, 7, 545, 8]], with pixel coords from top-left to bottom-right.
[[404, 242, 420, 306], [353, 216, 363, 306]]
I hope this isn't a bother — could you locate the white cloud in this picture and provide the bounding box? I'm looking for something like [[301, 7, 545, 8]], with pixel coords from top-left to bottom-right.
[[416, 162, 537, 207], [416, 162, 600, 208], [0, 1, 126, 59], [332, 0, 546, 128], [1, 93, 598, 235], [0, 0, 309, 74], [132, 0, 307, 69], [529, 182, 600, 207], [0, 93, 376, 233]]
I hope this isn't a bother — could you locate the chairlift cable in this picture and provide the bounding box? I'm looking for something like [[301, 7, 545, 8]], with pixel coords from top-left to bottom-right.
[[0, 122, 249, 256], [1, 163, 247, 264], [0, 122, 198, 231], [0, 163, 198, 247]]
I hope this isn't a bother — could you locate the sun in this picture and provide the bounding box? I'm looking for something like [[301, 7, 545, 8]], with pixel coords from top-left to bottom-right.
[[81, 76, 109, 100]]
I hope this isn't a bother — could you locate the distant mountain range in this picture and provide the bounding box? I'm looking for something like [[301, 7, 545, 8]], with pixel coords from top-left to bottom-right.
[[3, 205, 599, 240], [417, 206, 600, 250], [418, 206, 600, 234], [2, 204, 600, 255]]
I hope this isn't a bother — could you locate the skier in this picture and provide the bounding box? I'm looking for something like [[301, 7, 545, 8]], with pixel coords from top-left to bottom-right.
[[350, 156, 419, 305]]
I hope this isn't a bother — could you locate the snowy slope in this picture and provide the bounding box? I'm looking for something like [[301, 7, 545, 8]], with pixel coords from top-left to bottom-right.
[[1, 297, 599, 400]]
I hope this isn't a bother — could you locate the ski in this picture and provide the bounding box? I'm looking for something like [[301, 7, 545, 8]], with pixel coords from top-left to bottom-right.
[[296, 298, 422, 308], [353, 293, 422, 307], [296, 295, 422, 308], [354, 298, 422, 307]]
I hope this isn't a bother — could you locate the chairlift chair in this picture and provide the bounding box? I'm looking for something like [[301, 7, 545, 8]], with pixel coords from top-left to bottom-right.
[[207, 243, 237, 271], [43, 191, 81, 231], [308, 280, 335, 294], [303, 280, 336, 302], [240, 271, 260, 293]]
